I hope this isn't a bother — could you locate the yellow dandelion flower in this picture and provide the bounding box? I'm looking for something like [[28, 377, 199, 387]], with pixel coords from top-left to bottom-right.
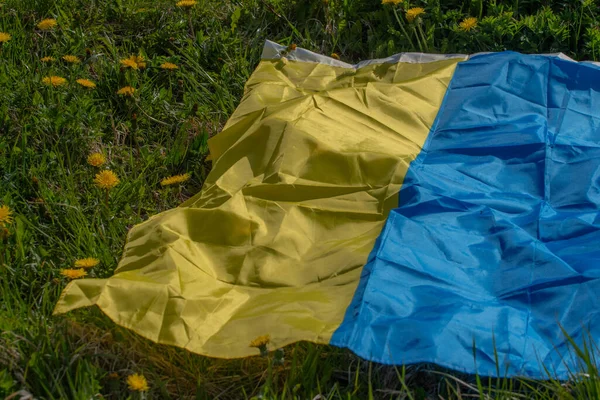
[[249, 334, 270, 348], [120, 55, 146, 70], [40, 56, 55, 62], [42, 76, 67, 87], [74, 257, 100, 268], [117, 86, 135, 97], [331, 53, 340, 60], [127, 374, 149, 392], [132, 55, 146, 69], [459, 17, 478, 31], [94, 170, 120, 190], [381, 0, 403, 4], [0, 205, 13, 226], [0, 32, 11, 43], [76, 78, 96, 88], [37, 19, 58, 30], [62, 55, 81, 64], [87, 152, 106, 166], [406, 7, 425, 23], [120, 58, 138, 69], [160, 173, 191, 186], [160, 62, 178, 70], [176, 0, 197, 8], [60, 269, 87, 279]]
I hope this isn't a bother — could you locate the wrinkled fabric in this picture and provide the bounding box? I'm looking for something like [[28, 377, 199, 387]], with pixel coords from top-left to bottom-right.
[[54, 43, 461, 357], [54, 44, 600, 379], [332, 52, 600, 379]]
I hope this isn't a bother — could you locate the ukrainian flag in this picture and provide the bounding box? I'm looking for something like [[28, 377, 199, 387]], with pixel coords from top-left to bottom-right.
[[55, 41, 600, 379]]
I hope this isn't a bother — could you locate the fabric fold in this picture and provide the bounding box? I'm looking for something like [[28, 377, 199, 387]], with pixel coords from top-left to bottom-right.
[[54, 41, 462, 358]]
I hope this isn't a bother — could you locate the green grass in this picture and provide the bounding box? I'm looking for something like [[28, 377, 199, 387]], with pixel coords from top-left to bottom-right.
[[1, 0, 600, 398]]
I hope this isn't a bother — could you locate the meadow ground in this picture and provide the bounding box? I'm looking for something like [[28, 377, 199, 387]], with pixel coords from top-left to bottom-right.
[[1, 0, 600, 398]]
